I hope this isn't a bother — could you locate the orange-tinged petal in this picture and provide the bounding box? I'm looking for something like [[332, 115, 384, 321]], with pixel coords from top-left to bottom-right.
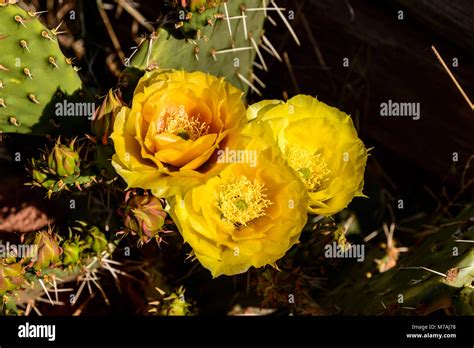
[[156, 133, 217, 167], [110, 70, 247, 197]]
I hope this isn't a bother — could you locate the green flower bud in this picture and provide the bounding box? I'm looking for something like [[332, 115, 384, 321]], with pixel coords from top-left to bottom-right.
[[123, 195, 167, 243], [31, 166, 48, 183], [47, 138, 80, 178], [92, 89, 123, 145], [31, 167, 56, 190], [160, 287, 192, 316], [0, 263, 24, 295], [62, 239, 81, 266], [85, 227, 108, 254], [33, 231, 62, 271]]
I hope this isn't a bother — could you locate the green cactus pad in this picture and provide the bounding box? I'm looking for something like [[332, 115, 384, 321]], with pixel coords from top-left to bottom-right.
[[123, 0, 269, 94], [0, 4, 86, 135], [324, 206, 474, 315]]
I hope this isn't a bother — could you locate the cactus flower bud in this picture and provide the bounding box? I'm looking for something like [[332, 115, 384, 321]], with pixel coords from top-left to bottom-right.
[[85, 226, 108, 254], [92, 89, 123, 145], [32, 231, 62, 270], [47, 138, 80, 178], [123, 195, 167, 243], [62, 239, 81, 266], [160, 287, 192, 316], [31, 166, 48, 183], [31, 165, 56, 190], [0, 262, 24, 295]]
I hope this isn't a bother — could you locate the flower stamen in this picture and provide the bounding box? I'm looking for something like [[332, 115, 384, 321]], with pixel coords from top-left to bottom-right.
[[287, 145, 331, 192], [158, 107, 209, 140], [218, 176, 272, 227]]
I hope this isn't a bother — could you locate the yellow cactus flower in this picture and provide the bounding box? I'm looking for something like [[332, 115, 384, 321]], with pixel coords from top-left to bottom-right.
[[169, 138, 308, 277], [244, 95, 368, 216], [110, 70, 247, 197]]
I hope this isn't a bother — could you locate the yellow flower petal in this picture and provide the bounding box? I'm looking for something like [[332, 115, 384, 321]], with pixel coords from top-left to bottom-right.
[[244, 94, 368, 215], [110, 70, 247, 197], [169, 138, 308, 277]]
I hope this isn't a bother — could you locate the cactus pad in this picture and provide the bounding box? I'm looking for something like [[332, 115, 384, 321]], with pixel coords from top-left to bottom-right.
[[124, 0, 270, 94], [0, 4, 86, 135], [324, 206, 474, 315]]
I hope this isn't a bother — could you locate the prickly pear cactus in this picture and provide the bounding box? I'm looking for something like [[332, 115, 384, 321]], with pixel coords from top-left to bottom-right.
[[324, 206, 474, 315], [123, 0, 269, 94], [1, 223, 116, 316], [0, 4, 86, 135]]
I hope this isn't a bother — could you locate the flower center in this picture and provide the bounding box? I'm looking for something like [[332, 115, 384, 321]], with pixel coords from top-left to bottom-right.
[[287, 145, 331, 192], [218, 176, 272, 227], [158, 107, 209, 140]]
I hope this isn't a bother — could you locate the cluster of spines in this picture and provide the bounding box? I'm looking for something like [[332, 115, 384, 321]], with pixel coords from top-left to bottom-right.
[[0, 223, 113, 316], [172, 0, 223, 34], [125, 0, 300, 96], [1, 13, 76, 112]]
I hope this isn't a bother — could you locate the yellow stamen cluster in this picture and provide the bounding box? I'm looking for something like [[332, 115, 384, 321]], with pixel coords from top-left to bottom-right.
[[159, 107, 209, 140], [287, 145, 331, 192], [218, 175, 272, 227]]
